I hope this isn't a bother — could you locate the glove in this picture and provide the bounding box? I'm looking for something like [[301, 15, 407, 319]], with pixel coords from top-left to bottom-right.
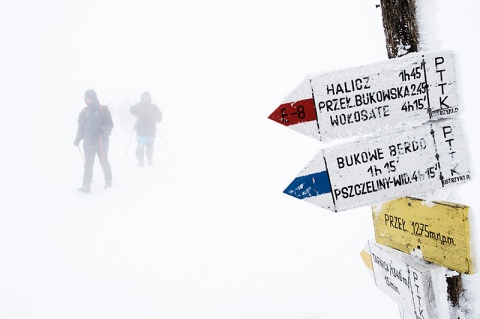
[[96, 127, 104, 134], [74, 138, 81, 146]]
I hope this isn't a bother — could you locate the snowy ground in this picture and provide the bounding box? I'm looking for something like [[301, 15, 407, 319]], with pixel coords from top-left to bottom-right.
[[0, 0, 479, 318]]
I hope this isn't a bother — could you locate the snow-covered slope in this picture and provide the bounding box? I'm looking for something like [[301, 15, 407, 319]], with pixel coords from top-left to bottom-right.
[[0, 0, 478, 318]]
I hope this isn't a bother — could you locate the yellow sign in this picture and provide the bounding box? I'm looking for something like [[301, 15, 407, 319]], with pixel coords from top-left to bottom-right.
[[372, 197, 473, 274]]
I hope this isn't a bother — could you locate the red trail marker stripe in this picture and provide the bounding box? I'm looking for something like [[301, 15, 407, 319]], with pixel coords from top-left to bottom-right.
[[268, 98, 317, 127]]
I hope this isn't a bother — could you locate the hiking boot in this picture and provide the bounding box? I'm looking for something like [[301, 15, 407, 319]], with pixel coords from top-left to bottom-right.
[[105, 180, 112, 188], [78, 186, 91, 194]]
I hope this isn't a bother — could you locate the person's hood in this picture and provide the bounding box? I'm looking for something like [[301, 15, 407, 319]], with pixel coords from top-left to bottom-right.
[[84, 89, 100, 105]]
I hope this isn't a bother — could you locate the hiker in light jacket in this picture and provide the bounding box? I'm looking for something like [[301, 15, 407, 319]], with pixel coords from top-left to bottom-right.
[[130, 91, 162, 167]]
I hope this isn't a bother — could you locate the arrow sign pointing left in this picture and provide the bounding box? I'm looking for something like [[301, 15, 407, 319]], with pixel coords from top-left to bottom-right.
[[269, 51, 459, 141], [284, 118, 471, 212], [268, 79, 321, 138]]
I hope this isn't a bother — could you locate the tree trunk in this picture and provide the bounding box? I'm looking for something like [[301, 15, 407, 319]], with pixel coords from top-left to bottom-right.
[[380, 0, 420, 58], [379, 0, 464, 314], [446, 274, 463, 308]]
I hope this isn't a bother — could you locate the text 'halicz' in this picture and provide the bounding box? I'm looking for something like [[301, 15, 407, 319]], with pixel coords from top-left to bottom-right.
[[283, 118, 470, 212], [268, 50, 458, 141]]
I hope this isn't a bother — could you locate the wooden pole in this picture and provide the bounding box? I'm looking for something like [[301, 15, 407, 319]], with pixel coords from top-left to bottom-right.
[[380, 0, 419, 58], [378, 0, 463, 316]]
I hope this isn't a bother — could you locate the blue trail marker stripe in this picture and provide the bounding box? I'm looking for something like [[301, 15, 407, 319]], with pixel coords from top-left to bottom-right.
[[283, 171, 331, 199]]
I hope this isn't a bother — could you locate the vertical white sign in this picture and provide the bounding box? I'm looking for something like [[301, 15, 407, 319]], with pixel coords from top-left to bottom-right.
[[366, 240, 440, 319]]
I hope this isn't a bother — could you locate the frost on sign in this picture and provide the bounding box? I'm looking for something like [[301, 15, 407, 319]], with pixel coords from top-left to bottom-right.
[[284, 119, 470, 212], [361, 240, 440, 319], [268, 51, 458, 141], [372, 197, 472, 274]]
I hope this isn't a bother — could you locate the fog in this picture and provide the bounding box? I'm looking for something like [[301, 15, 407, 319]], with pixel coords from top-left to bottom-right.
[[0, 1, 479, 318]]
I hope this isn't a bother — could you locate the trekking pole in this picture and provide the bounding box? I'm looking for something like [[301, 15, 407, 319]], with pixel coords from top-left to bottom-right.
[[77, 145, 85, 163], [126, 129, 135, 156], [99, 134, 105, 171], [98, 134, 109, 190], [156, 128, 172, 155]]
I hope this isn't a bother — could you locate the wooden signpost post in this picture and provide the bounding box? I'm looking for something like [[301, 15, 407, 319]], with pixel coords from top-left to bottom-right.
[[269, 0, 475, 317], [377, 0, 471, 316]]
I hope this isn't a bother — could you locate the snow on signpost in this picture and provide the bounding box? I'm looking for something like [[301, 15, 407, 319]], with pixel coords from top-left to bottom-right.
[[283, 118, 470, 212], [372, 197, 473, 274], [270, 47, 474, 317], [268, 51, 458, 141], [361, 240, 443, 319]]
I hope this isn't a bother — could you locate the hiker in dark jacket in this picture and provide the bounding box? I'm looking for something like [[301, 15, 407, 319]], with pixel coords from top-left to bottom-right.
[[130, 91, 162, 167], [74, 89, 114, 193]]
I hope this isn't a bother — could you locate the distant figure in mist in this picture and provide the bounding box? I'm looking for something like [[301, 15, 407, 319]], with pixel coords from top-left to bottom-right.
[[74, 89, 114, 193], [130, 91, 162, 167]]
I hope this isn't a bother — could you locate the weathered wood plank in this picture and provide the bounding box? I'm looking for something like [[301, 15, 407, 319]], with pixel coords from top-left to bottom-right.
[[380, 0, 420, 58], [361, 240, 442, 319], [372, 197, 472, 274]]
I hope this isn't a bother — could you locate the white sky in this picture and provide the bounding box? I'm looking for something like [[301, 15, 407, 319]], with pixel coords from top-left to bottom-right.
[[0, 1, 479, 318]]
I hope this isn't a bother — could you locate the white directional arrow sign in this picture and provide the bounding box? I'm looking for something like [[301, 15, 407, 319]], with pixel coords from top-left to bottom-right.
[[284, 119, 470, 212], [269, 51, 458, 140]]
